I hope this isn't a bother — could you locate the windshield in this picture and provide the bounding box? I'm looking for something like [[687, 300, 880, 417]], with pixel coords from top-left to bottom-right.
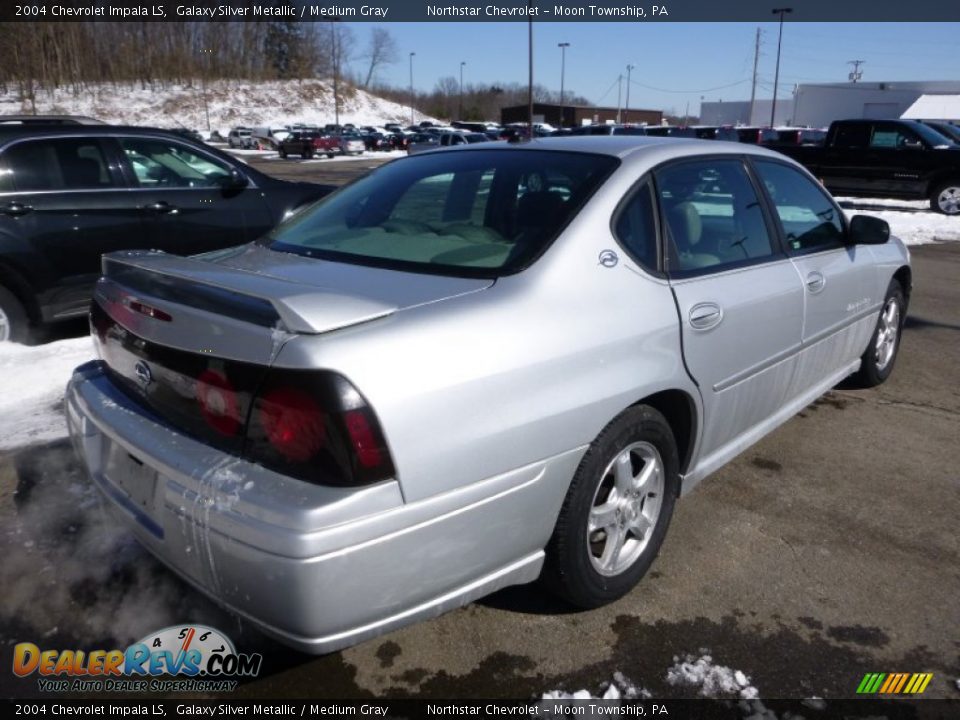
[[910, 121, 957, 147], [266, 149, 619, 277]]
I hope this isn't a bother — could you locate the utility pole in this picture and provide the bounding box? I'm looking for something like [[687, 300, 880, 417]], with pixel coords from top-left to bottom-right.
[[409, 52, 416, 126], [558, 42, 569, 107], [625, 64, 634, 120], [770, 7, 793, 128], [616, 74, 623, 124], [749, 27, 761, 125], [527, 7, 534, 139], [459, 61, 466, 120], [847, 59, 865, 83], [330, 23, 341, 127]]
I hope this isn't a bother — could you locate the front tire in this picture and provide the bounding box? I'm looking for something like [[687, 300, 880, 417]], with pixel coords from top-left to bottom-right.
[[0, 285, 31, 344], [279, 148, 287, 159], [853, 281, 905, 388], [543, 405, 679, 608], [930, 180, 960, 215]]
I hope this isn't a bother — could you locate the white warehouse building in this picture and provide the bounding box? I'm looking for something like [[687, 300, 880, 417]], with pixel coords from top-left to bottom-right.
[[792, 81, 960, 127], [701, 81, 960, 129]]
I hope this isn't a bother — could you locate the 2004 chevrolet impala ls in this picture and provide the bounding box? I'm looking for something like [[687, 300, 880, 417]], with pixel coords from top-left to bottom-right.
[[66, 137, 910, 652]]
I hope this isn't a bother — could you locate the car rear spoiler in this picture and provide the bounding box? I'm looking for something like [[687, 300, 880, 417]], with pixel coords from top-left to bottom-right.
[[101, 251, 395, 335]]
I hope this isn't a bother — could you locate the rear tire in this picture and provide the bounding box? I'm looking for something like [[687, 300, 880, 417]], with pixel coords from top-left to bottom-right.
[[853, 281, 905, 388], [303, 149, 313, 159], [0, 285, 32, 344], [279, 148, 287, 159], [543, 405, 679, 608], [930, 180, 960, 215]]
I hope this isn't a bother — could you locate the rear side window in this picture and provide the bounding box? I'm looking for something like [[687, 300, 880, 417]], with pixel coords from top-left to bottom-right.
[[3, 138, 114, 191], [654, 159, 776, 274], [752, 160, 845, 253], [614, 180, 658, 271]]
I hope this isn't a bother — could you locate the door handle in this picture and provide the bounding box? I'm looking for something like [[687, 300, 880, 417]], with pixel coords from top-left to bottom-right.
[[689, 302, 723, 330], [0, 201, 32, 217], [144, 201, 177, 214], [806, 271, 826, 294]]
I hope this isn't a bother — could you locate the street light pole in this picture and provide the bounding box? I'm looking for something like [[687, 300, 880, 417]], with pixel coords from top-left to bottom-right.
[[770, 7, 793, 127], [409, 52, 416, 126], [527, 9, 534, 139], [625, 64, 634, 121], [558, 42, 569, 108], [459, 61, 466, 120]]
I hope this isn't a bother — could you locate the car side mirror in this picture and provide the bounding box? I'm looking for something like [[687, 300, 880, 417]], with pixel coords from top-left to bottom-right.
[[848, 214, 890, 245], [223, 168, 249, 189]]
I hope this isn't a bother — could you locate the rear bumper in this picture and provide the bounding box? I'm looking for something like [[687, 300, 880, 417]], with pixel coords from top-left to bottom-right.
[[66, 362, 581, 653]]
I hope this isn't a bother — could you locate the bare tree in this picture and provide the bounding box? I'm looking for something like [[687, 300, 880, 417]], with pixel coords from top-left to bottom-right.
[[361, 28, 398, 88]]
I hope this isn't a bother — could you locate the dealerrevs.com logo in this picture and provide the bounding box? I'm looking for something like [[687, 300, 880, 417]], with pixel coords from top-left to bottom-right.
[[13, 625, 262, 693]]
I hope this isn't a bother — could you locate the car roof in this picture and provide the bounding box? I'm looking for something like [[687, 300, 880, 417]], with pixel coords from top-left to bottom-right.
[[413, 136, 796, 172], [0, 124, 207, 141], [476, 135, 782, 159]]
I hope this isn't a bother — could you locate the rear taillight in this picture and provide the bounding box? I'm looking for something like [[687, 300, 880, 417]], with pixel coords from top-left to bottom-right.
[[244, 370, 395, 487]]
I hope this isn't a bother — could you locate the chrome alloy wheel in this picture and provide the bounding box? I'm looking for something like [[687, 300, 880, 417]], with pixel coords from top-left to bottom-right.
[[937, 185, 960, 215], [875, 296, 901, 371], [587, 441, 664, 577]]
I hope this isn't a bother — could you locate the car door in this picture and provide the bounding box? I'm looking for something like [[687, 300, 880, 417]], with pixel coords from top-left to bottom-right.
[[0, 135, 143, 319], [819, 122, 877, 196], [750, 158, 879, 394], [865, 123, 929, 197], [114, 135, 274, 254], [657, 158, 805, 463]]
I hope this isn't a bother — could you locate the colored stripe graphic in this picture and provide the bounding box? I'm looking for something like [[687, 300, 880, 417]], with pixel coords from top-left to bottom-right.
[[858, 672, 933, 694]]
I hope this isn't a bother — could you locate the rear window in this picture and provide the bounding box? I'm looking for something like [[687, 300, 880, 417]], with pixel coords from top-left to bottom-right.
[[267, 149, 619, 277]]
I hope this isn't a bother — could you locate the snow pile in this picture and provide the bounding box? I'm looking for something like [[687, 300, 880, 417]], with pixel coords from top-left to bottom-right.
[[0, 79, 437, 135], [543, 672, 652, 700], [850, 209, 960, 245], [665, 651, 759, 700], [0, 337, 95, 451]]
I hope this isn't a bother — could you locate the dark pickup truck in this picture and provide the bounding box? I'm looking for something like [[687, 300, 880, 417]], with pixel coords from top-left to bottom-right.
[[774, 119, 960, 214], [278, 131, 341, 159]]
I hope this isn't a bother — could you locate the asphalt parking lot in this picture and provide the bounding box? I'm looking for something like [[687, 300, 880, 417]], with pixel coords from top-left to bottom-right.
[[0, 157, 957, 701]]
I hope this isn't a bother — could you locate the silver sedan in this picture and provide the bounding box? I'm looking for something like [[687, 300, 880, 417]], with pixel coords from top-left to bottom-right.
[[66, 137, 910, 653]]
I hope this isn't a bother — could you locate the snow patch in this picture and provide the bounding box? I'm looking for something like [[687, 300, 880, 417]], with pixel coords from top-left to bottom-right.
[[0, 79, 438, 133], [0, 338, 95, 451], [665, 652, 759, 700], [542, 672, 652, 700]]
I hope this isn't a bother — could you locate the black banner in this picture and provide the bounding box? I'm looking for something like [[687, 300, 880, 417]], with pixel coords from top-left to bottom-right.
[[2, 0, 960, 23], [3, 699, 960, 719]]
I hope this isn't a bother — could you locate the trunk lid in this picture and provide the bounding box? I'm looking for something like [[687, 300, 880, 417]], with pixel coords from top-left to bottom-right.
[[92, 246, 492, 454]]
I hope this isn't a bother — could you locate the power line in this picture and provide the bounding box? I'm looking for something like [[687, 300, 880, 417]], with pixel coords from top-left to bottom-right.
[[628, 78, 752, 94]]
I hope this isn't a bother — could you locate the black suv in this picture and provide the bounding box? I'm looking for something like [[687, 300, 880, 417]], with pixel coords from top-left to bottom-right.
[[0, 125, 333, 342]]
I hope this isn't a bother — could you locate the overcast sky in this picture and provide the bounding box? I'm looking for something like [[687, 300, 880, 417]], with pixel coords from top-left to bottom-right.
[[344, 22, 959, 114]]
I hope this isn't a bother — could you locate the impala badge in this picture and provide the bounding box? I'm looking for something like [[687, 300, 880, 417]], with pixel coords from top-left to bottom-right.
[[598, 249, 619, 268]]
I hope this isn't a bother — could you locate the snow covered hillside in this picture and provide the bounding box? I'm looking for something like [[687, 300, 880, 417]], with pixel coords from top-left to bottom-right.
[[0, 79, 435, 135]]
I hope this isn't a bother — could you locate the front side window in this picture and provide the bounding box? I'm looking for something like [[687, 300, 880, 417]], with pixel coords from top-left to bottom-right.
[[753, 160, 845, 253], [119, 137, 231, 188], [267, 149, 618, 277], [870, 126, 921, 149], [654, 158, 775, 273], [3, 138, 114, 191]]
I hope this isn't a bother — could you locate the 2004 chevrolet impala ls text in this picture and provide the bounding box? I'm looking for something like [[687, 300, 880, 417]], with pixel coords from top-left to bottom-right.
[[66, 137, 910, 653]]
